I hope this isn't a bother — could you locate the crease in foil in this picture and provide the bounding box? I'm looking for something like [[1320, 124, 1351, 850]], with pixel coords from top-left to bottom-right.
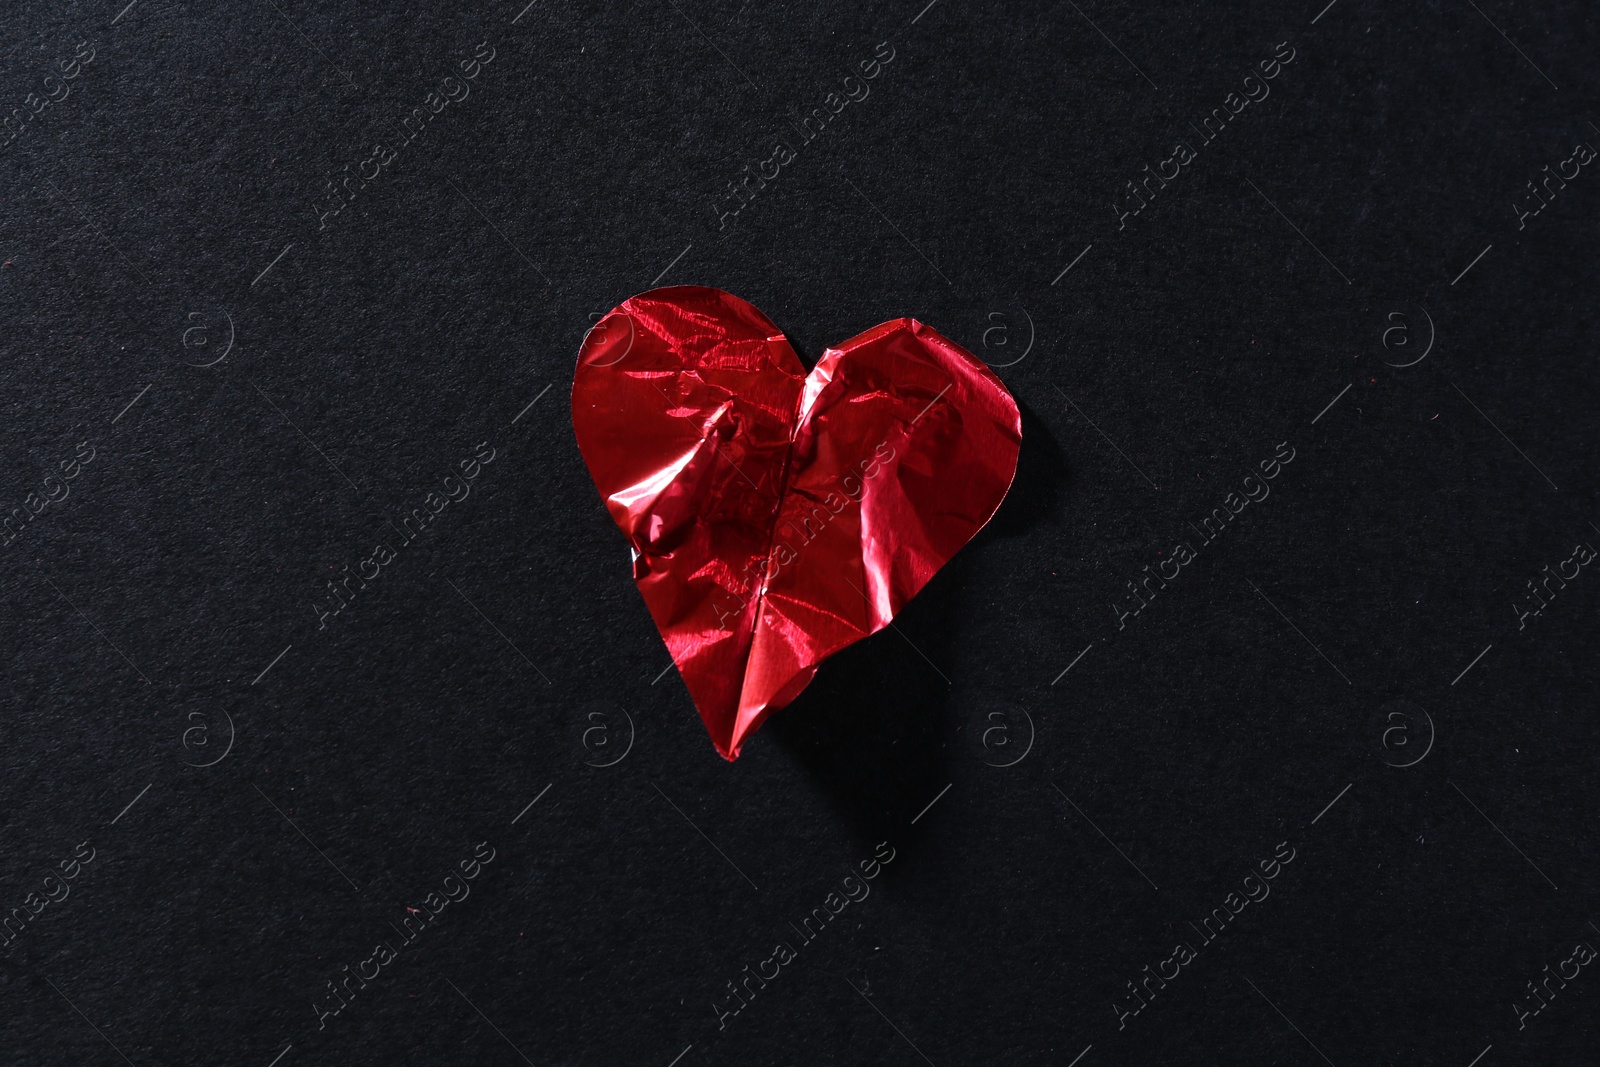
[[572, 286, 1021, 760]]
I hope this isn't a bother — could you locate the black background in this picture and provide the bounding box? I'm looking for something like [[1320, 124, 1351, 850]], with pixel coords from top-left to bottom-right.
[[1, 0, 1596, 1064]]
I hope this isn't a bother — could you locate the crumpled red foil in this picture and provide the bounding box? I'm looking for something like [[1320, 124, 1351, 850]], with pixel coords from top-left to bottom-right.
[[572, 286, 1021, 760]]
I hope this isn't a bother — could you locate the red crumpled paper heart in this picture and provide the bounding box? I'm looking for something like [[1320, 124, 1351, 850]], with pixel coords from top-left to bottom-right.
[[572, 286, 1021, 760]]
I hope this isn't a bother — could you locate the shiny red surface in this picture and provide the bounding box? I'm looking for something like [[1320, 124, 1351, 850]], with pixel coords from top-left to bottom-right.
[[572, 287, 1021, 759]]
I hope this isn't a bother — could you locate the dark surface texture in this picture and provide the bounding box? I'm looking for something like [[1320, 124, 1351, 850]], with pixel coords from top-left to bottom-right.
[[1, 1, 1596, 1065]]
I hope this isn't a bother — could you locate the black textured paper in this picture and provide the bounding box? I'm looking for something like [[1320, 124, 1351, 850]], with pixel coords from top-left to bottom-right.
[[1, 1, 1596, 1065]]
